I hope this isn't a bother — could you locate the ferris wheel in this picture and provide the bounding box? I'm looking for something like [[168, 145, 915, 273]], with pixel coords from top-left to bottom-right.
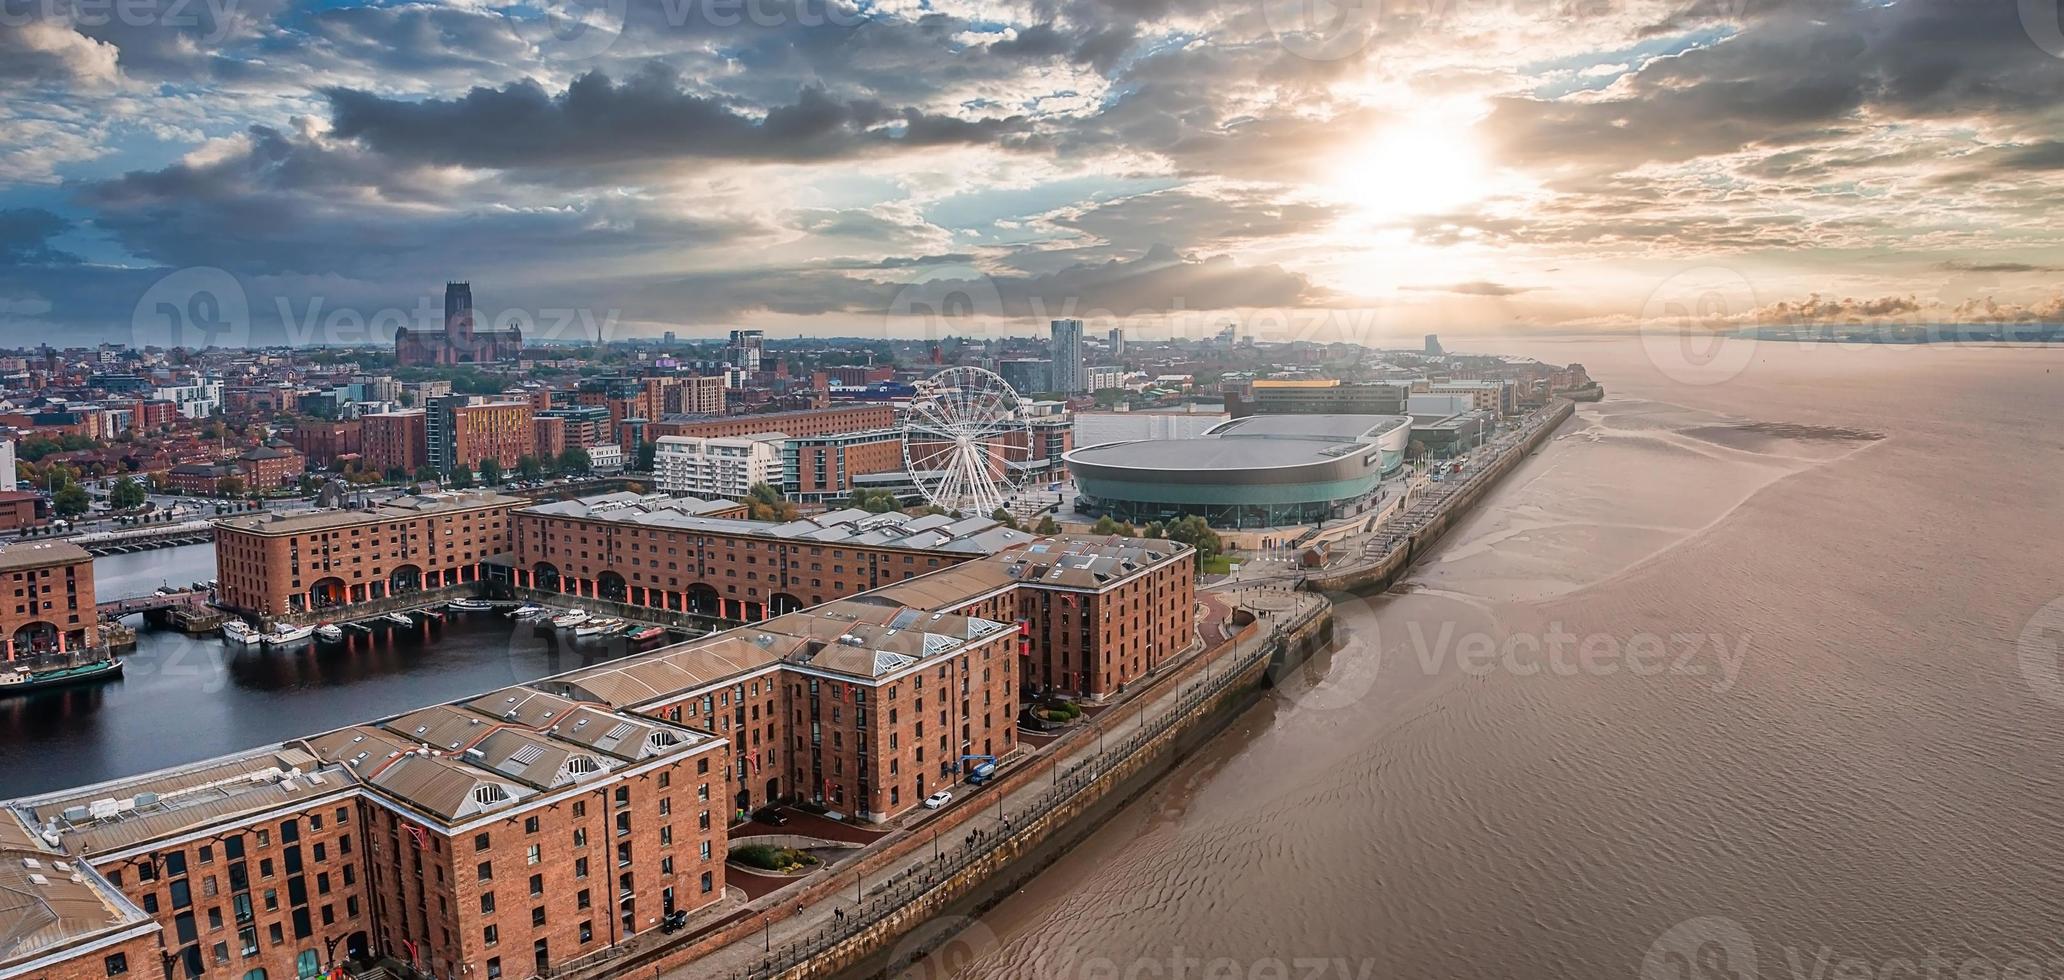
[[902, 366, 1029, 516]]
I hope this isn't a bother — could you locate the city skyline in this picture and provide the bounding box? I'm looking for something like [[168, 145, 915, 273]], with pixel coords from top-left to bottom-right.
[[8, 0, 2064, 344]]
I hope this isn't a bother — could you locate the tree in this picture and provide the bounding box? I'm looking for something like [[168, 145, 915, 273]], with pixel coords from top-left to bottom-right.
[[449, 463, 475, 489], [109, 477, 147, 510], [478, 458, 503, 485], [1143, 520, 1166, 539], [1163, 515, 1222, 567], [557, 447, 592, 476], [635, 441, 658, 472], [53, 483, 90, 517], [842, 487, 902, 514], [515, 455, 544, 480], [1035, 514, 1059, 535], [414, 465, 440, 484], [989, 507, 1021, 531], [739, 482, 797, 522], [214, 476, 245, 498]]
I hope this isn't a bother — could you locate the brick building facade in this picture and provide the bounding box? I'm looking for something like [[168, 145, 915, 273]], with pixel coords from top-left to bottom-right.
[[212, 492, 523, 617], [0, 540, 99, 656]]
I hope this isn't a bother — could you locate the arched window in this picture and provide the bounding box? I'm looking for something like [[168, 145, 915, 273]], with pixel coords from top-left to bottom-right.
[[243, 969, 268, 980], [295, 950, 320, 979]]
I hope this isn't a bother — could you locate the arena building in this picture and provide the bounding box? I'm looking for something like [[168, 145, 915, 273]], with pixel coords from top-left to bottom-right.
[[1064, 414, 1409, 528]]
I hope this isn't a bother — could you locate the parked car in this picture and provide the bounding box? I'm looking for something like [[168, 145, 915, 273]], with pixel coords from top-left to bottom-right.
[[752, 808, 789, 826], [923, 790, 952, 810]]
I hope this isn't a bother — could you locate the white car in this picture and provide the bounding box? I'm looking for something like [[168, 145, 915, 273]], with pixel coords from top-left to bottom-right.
[[922, 791, 952, 810]]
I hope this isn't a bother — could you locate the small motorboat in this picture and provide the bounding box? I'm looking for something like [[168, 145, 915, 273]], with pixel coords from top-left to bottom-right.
[[626, 626, 665, 642], [575, 617, 623, 637], [507, 604, 547, 620], [551, 609, 590, 629], [314, 624, 345, 643], [264, 624, 316, 646], [382, 612, 416, 628], [221, 621, 263, 645], [447, 598, 494, 612]]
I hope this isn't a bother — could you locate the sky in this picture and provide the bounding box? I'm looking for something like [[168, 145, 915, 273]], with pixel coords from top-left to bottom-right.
[[5, 0, 2064, 346]]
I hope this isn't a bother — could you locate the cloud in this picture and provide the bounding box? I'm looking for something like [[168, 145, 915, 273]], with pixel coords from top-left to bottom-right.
[[324, 67, 1040, 177], [1401, 280, 1541, 297], [0, 209, 81, 265]]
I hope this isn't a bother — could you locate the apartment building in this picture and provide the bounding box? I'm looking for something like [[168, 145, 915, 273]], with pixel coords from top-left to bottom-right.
[[648, 404, 892, 442], [361, 411, 428, 476], [213, 492, 524, 617], [780, 429, 905, 505], [426, 397, 534, 475], [653, 434, 786, 499]]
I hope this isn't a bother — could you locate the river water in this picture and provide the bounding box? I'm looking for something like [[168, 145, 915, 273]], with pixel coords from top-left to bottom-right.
[[0, 544, 645, 796], [907, 339, 2064, 980]]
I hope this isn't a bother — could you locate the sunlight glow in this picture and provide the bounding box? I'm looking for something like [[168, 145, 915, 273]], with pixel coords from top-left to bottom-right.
[[1326, 116, 1491, 222]]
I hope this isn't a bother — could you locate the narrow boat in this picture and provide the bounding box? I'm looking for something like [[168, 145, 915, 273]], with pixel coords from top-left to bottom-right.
[[0, 656, 123, 696], [263, 624, 316, 646], [447, 598, 494, 612], [550, 609, 590, 629], [575, 617, 623, 637], [314, 624, 345, 643], [221, 620, 263, 645]]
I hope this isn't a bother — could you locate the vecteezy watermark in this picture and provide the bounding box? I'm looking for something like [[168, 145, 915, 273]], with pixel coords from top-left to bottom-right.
[[1640, 265, 1759, 386], [2014, 596, 2064, 710], [131, 267, 250, 350], [1402, 619, 1748, 692], [1273, 591, 1750, 714], [1262, 0, 1380, 61], [884, 915, 998, 980], [1647, 916, 2064, 980], [2019, 0, 2064, 58], [0, 0, 240, 41], [128, 269, 620, 350], [514, 0, 867, 60], [1641, 916, 1759, 980]]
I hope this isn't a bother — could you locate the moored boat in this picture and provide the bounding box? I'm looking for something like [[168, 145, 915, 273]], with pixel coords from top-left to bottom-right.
[[626, 626, 665, 642], [550, 609, 590, 629], [382, 612, 415, 627], [264, 624, 316, 646], [221, 620, 263, 645], [0, 656, 123, 696], [574, 617, 623, 637], [447, 598, 494, 612], [315, 624, 345, 643], [508, 604, 547, 620]]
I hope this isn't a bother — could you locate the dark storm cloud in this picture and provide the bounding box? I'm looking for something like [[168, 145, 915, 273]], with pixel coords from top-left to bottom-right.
[[324, 67, 1038, 174], [0, 208, 80, 265], [76, 125, 771, 275], [1487, 0, 2064, 172]]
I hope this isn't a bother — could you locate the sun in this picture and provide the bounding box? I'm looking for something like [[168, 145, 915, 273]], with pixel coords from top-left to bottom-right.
[[1324, 115, 1491, 222]]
